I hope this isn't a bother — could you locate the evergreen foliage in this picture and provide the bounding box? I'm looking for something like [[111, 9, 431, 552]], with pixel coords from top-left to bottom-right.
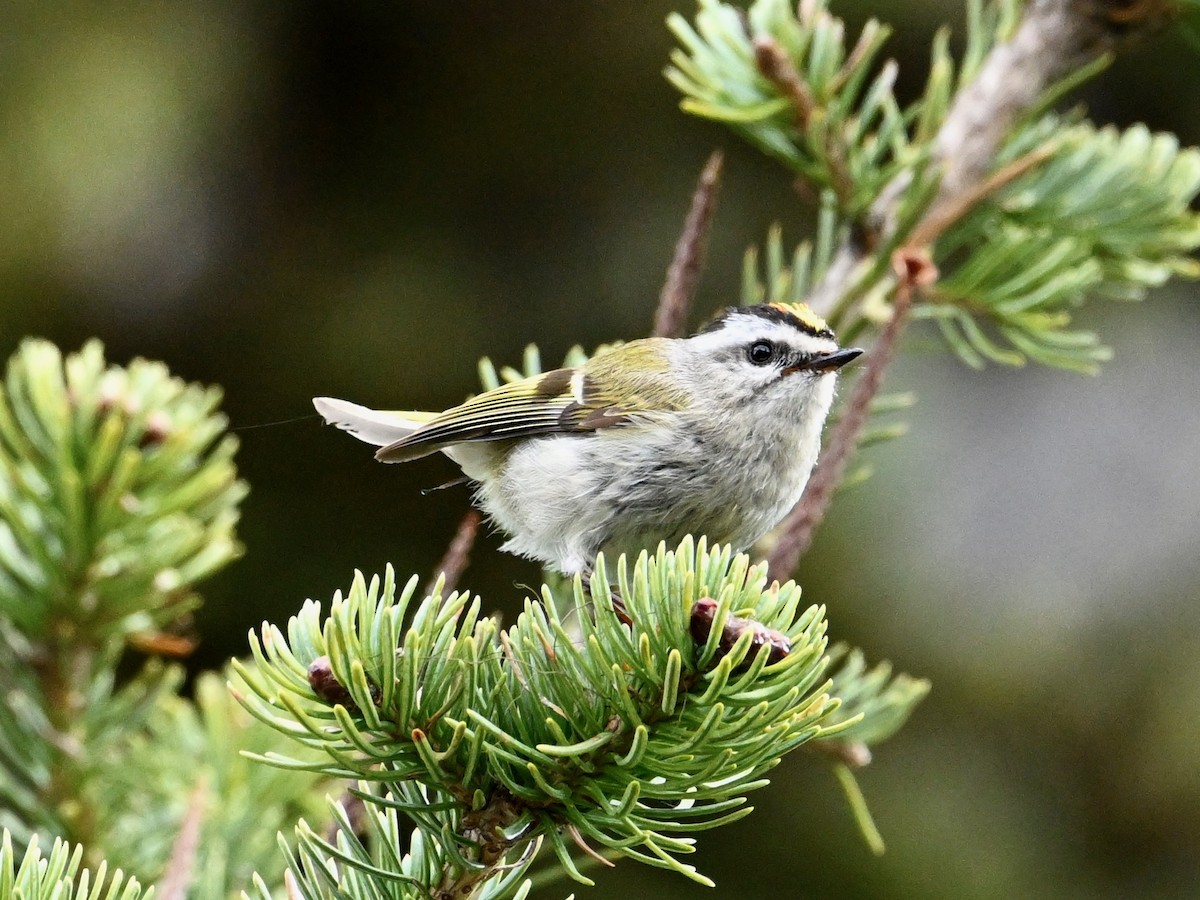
[[671, 0, 1200, 372], [926, 121, 1200, 370], [0, 830, 148, 900], [0, 339, 244, 847], [667, 0, 922, 216], [235, 541, 926, 895], [0, 342, 326, 896], [0, 1, 1197, 898]]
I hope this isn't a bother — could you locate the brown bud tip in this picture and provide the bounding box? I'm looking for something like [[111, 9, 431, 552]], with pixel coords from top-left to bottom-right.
[[689, 597, 720, 646], [690, 597, 792, 671], [128, 630, 198, 658], [307, 655, 354, 708], [1101, 0, 1173, 30], [892, 246, 939, 289]]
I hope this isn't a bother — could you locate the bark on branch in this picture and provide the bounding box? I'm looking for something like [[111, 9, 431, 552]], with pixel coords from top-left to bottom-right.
[[807, 0, 1172, 314], [770, 0, 1171, 578]]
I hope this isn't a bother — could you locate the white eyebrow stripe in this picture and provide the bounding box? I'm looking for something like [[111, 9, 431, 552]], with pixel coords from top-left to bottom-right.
[[570, 369, 586, 403], [687, 317, 839, 355]]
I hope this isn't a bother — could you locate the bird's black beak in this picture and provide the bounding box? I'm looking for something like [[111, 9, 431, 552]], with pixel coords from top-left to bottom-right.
[[796, 347, 864, 374]]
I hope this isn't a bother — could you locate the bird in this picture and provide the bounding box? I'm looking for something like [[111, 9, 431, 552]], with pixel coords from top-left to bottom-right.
[[314, 302, 861, 577]]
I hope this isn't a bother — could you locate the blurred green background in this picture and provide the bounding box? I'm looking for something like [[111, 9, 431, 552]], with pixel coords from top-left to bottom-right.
[[2, 2, 1198, 897]]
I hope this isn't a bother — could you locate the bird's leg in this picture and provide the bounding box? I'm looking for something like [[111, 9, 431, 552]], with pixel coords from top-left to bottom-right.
[[608, 587, 632, 626], [578, 566, 632, 627]]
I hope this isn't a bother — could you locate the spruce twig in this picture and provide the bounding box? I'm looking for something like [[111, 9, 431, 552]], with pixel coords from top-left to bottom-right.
[[905, 140, 1061, 248], [768, 249, 933, 580], [0, 339, 246, 861], [753, 35, 854, 209], [929, 0, 1172, 207], [761, 0, 1184, 572], [655, 150, 725, 337], [427, 508, 481, 597], [239, 538, 927, 895], [808, 0, 1174, 313]]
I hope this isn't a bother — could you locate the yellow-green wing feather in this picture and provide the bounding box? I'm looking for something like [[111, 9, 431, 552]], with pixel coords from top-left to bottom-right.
[[376, 339, 684, 462]]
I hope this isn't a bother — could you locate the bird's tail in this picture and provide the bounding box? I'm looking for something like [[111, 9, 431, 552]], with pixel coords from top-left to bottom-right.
[[312, 397, 436, 450]]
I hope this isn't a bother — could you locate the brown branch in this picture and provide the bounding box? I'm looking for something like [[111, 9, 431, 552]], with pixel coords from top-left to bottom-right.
[[39, 630, 95, 847], [806, 0, 1172, 314], [754, 36, 854, 208], [654, 150, 724, 338], [765, 0, 1172, 568], [753, 36, 817, 128], [426, 508, 481, 597], [928, 0, 1171, 207], [436, 791, 525, 900], [906, 141, 1061, 249], [767, 250, 934, 582]]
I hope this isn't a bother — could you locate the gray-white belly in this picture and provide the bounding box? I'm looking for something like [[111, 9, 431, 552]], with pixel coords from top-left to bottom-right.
[[474, 418, 819, 575]]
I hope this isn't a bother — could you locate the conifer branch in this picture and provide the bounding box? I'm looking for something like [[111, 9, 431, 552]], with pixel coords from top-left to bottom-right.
[[767, 250, 930, 579], [1, 830, 151, 900], [753, 35, 854, 208], [428, 509, 481, 597], [237, 539, 927, 894], [655, 150, 725, 338], [0, 340, 246, 856], [808, 0, 1175, 313], [673, 0, 1198, 572], [905, 140, 1060, 249], [0, 341, 330, 895], [929, 0, 1172, 207]]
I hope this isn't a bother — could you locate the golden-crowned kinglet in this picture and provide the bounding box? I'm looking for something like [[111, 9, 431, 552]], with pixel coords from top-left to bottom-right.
[[314, 302, 861, 576]]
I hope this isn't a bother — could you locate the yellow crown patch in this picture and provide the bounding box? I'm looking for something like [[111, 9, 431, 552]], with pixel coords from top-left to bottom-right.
[[766, 302, 832, 337]]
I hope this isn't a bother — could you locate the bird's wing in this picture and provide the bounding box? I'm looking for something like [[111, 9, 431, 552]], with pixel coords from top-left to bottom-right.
[[376, 347, 684, 463]]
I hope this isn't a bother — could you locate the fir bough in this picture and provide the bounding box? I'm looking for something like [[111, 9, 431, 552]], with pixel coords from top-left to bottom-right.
[[0, 338, 245, 849], [0, 830, 148, 900], [0, 340, 330, 896], [667, 0, 918, 216], [236, 538, 926, 896], [670, 0, 1200, 372], [925, 120, 1200, 371]]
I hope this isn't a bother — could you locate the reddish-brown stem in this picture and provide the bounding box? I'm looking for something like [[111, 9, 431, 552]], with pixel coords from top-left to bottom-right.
[[428, 508, 481, 597], [654, 150, 724, 338], [754, 36, 854, 209], [907, 141, 1061, 249], [766, 251, 932, 582]]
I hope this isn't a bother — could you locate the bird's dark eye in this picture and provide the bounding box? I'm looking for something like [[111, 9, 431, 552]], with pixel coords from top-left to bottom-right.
[[747, 340, 775, 365]]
